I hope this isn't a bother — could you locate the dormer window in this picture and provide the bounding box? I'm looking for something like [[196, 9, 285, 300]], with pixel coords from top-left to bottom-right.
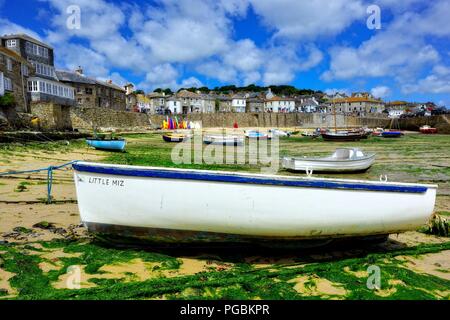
[[6, 40, 17, 48]]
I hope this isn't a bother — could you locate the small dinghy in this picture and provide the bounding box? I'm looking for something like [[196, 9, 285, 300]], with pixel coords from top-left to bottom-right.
[[282, 148, 375, 173], [245, 130, 271, 140], [86, 138, 126, 152], [420, 125, 437, 134], [73, 162, 437, 245], [321, 131, 366, 142], [269, 129, 291, 137], [381, 130, 402, 138], [203, 135, 244, 146], [162, 133, 191, 142], [302, 131, 320, 138]]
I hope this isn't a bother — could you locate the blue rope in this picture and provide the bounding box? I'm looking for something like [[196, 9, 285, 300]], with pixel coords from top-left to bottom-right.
[[0, 160, 79, 204]]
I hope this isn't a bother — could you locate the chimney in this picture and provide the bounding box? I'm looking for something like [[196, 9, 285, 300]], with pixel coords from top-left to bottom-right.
[[75, 66, 83, 75], [108, 80, 112, 84]]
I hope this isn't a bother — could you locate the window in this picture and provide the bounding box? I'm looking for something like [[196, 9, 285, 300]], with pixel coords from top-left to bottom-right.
[[85, 88, 93, 95], [6, 40, 17, 48], [6, 58, 12, 71], [4, 77, 13, 91], [21, 64, 29, 76]]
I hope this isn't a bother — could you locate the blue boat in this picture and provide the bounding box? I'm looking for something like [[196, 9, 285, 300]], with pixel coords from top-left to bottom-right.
[[245, 130, 271, 140], [86, 139, 127, 151], [381, 131, 402, 138]]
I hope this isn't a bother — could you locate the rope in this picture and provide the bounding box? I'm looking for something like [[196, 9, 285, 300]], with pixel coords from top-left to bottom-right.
[[0, 160, 79, 204]]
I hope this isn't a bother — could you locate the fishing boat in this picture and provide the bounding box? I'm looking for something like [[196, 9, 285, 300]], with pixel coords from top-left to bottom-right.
[[245, 130, 271, 140], [203, 135, 244, 146], [420, 125, 437, 134], [321, 131, 366, 142], [282, 148, 375, 173], [162, 133, 191, 142], [73, 162, 437, 245], [381, 130, 402, 138], [86, 138, 126, 152]]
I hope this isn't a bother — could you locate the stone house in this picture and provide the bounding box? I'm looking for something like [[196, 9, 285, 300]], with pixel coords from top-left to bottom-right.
[[0, 46, 33, 114], [124, 83, 136, 111], [327, 93, 385, 115], [247, 93, 264, 112], [231, 94, 246, 113], [295, 96, 321, 113], [147, 92, 167, 114], [56, 68, 126, 110], [1, 34, 75, 107], [177, 90, 203, 113], [166, 96, 182, 114], [136, 94, 151, 113], [215, 94, 232, 112], [199, 93, 215, 113], [264, 96, 295, 113]]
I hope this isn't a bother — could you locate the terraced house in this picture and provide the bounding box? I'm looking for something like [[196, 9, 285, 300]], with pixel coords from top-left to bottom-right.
[[1, 34, 75, 107], [56, 67, 126, 111], [327, 93, 385, 115], [0, 46, 33, 115]]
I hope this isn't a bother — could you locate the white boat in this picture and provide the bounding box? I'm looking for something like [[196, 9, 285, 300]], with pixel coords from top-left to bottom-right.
[[269, 129, 291, 137], [282, 148, 375, 173], [203, 135, 244, 146], [73, 162, 437, 245]]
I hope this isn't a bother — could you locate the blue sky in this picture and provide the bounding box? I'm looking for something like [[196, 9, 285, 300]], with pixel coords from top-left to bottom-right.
[[1, 0, 449, 106]]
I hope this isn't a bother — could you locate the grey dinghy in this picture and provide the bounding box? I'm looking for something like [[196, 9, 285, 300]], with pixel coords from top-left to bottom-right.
[[282, 148, 375, 173]]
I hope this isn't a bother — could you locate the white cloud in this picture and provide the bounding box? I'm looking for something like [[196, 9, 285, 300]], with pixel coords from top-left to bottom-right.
[[0, 18, 43, 40], [249, 0, 366, 39], [323, 0, 448, 94], [402, 65, 450, 94], [324, 88, 351, 96], [371, 86, 391, 98]]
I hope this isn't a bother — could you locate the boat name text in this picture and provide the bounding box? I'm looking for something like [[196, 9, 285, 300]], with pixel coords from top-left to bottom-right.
[[88, 177, 124, 187]]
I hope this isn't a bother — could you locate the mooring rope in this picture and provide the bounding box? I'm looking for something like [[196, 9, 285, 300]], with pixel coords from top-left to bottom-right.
[[0, 160, 79, 204]]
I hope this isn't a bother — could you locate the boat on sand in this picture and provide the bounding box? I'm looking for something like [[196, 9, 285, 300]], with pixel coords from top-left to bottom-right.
[[420, 125, 437, 134], [203, 135, 244, 146], [162, 133, 191, 142], [282, 148, 375, 173], [86, 138, 126, 152], [73, 162, 437, 245]]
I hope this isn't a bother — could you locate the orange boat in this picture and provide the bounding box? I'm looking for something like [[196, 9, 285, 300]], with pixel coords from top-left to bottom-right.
[[420, 125, 437, 134]]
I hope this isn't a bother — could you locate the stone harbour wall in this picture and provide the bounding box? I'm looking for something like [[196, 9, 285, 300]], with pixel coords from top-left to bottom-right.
[[69, 106, 151, 131], [27, 104, 390, 132], [398, 115, 450, 134]]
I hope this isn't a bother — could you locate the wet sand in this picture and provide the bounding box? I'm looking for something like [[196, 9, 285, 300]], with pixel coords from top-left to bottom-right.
[[0, 132, 449, 299]]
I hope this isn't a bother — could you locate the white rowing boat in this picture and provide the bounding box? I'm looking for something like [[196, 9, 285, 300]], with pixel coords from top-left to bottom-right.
[[203, 135, 244, 146], [73, 162, 436, 245], [282, 148, 375, 173]]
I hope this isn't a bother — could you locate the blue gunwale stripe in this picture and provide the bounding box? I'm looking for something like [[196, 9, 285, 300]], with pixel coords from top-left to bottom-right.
[[73, 163, 428, 194]]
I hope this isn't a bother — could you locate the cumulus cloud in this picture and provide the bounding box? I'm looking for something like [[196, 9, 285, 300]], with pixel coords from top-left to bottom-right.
[[323, 0, 449, 91], [371, 86, 391, 98], [249, 0, 366, 39], [402, 65, 450, 94]]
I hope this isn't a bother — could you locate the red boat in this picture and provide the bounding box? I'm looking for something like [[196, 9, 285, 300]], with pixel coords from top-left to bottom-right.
[[420, 125, 437, 134]]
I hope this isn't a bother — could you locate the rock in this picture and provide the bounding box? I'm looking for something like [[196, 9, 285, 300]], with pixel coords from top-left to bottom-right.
[[33, 221, 56, 230]]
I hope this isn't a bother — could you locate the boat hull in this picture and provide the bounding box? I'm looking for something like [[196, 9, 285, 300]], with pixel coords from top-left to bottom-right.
[[86, 139, 126, 151], [162, 134, 187, 142], [203, 136, 244, 146], [321, 133, 365, 142], [73, 162, 436, 244], [381, 132, 402, 138], [282, 155, 375, 173], [420, 128, 437, 134]]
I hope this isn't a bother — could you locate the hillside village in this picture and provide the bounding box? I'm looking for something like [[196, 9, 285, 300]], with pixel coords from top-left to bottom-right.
[[0, 33, 446, 130]]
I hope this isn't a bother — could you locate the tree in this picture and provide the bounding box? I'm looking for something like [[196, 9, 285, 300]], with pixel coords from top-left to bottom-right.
[[0, 93, 15, 107], [134, 89, 144, 95]]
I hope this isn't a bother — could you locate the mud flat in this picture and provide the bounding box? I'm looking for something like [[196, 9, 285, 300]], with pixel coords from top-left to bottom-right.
[[0, 132, 449, 300]]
